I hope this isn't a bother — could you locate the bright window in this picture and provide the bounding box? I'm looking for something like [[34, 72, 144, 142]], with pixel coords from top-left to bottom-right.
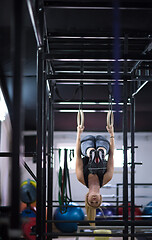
[[114, 149, 131, 167], [0, 88, 8, 121]]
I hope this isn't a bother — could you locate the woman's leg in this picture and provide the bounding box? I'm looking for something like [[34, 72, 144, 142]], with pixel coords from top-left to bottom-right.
[[95, 135, 110, 155], [81, 135, 95, 157]]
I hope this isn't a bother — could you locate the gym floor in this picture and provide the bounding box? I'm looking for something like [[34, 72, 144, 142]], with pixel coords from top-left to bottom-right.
[[56, 238, 129, 240]]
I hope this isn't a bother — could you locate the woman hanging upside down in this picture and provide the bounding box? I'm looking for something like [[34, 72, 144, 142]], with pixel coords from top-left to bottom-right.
[[75, 111, 114, 225]]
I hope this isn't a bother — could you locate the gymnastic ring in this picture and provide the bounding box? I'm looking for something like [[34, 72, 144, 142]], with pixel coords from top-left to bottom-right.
[[77, 109, 84, 127], [107, 110, 114, 128]]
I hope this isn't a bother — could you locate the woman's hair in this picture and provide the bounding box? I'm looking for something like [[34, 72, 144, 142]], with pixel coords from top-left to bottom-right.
[[85, 193, 102, 226]]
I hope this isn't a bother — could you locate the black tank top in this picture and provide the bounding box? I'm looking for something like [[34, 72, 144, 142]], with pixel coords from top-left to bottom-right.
[[83, 156, 107, 188]]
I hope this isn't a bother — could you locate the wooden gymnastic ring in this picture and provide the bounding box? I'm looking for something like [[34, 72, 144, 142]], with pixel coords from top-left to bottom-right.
[[77, 110, 80, 126], [80, 109, 84, 127], [77, 109, 84, 127], [107, 111, 114, 128]]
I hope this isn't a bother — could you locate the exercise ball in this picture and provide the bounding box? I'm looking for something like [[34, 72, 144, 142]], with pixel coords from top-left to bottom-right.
[[118, 203, 142, 220], [21, 207, 36, 218], [96, 202, 116, 221], [143, 201, 152, 220], [20, 179, 36, 204], [54, 202, 84, 233]]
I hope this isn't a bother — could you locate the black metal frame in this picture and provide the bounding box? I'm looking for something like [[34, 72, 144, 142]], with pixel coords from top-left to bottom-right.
[[123, 34, 129, 240], [130, 79, 135, 240], [10, 0, 24, 239], [47, 81, 54, 240], [27, 1, 152, 239], [1, 0, 152, 239]]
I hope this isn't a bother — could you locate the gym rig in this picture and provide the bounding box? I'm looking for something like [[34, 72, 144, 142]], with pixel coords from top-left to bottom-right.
[[1, 0, 152, 240]]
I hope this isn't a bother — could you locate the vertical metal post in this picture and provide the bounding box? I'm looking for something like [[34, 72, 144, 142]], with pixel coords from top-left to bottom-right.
[[10, 0, 23, 239], [130, 81, 136, 240], [36, 46, 43, 240], [123, 35, 128, 240], [36, 1, 44, 239], [42, 67, 47, 239], [47, 81, 54, 240], [116, 184, 119, 215]]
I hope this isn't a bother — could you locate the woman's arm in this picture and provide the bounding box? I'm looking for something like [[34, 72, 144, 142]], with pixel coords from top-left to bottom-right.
[[102, 125, 114, 186], [75, 125, 85, 185]]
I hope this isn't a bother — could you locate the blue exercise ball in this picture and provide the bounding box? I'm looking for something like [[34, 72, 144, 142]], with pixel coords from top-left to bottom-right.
[[143, 201, 152, 220], [54, 202, 84, 233]]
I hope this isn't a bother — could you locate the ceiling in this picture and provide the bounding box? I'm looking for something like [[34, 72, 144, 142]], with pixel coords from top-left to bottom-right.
[[1, 0, 152, 133]]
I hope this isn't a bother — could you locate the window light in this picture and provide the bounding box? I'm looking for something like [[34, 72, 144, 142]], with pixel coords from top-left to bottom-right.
[[0, 88, 8, 121]]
